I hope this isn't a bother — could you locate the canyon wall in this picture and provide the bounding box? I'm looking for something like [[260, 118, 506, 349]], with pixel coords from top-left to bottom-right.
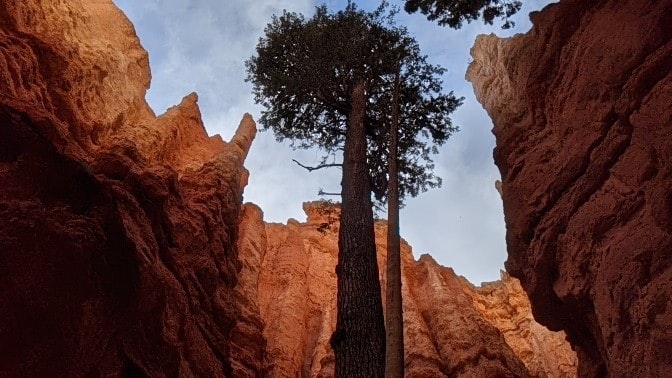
[[467, 0, 672, 375], [237, 202, 577, 377], [0, 1, 255, 376]]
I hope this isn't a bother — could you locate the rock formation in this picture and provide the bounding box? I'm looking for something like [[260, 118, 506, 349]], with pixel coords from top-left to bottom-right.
[[467, 0, 672, 375], [236, 202, 577, 377], [0, 1, 255, 376]]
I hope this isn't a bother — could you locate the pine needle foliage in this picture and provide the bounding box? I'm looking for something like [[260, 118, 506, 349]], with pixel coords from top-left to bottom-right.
[[246, 1, 462, 205], [404, 0, 522, 29]]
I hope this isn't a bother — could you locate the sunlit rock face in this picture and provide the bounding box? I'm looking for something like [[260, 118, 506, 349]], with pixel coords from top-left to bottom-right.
[[467, 0, 672, 375], [0, 1, 255, 376], [237, 202, 577, 377]]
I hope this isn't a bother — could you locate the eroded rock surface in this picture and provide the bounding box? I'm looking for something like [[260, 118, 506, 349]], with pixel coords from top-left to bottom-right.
[[238, 202, 577, 377], [467, 0, 672, 375], [0, 1, 255, 376]]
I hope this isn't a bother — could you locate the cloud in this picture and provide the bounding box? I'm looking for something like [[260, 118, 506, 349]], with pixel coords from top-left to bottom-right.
[[115, 0, 314, 132], [113, 0, 555, 285]]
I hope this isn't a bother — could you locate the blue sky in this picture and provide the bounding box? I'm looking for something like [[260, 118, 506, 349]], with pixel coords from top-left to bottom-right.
[[113, 0, 555, 285]]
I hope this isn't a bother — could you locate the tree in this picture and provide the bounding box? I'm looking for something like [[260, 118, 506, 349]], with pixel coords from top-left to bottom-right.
[[404, 0, 522, 29], [385, 63, 403, 378], [246, 3, 461, 376]]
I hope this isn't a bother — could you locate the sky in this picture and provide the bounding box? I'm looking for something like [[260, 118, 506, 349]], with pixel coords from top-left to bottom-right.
[[113, 0, 555, 285]]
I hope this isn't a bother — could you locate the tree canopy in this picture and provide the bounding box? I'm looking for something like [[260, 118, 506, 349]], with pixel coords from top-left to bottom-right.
[[246, 2, 462, 205], [404, 0, 522, 29]]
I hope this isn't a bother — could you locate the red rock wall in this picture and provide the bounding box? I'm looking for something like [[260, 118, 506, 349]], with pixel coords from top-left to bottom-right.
[[0, 1, 256, 376], [467, 0, 672, 375], [237, 202, 577, 377]]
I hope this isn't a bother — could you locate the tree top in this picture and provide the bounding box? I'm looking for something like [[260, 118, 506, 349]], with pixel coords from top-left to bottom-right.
[[404, 0, 522, 29], [246, 2, 462, 204]]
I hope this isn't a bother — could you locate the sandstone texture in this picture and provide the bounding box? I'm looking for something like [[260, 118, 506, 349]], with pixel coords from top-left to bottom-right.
[[237, 202, 577, 377], [0, 1, 256, 376], [467, 0, 672, 375]]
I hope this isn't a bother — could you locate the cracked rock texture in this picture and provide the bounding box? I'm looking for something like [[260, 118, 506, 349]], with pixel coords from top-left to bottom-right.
[[467, 0, 672, 376], [237, 202, 577, 377], [0, 1, 256, 376]]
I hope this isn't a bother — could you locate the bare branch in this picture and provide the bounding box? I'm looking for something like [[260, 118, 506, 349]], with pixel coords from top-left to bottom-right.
[[318, 188, 341, 196], [293, 159, 343, 172]]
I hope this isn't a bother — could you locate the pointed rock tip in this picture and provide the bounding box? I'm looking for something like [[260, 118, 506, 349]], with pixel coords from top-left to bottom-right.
[[231, 113, 257, 157]]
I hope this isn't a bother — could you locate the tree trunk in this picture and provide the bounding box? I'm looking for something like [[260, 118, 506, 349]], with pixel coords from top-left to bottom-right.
[[385, 66, 404, 378], [331, 81, 386, 377]]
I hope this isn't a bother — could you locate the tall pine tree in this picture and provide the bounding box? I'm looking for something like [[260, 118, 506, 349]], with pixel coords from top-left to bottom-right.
[[385, 62, 403, 378], [246, 3, 461, 375]]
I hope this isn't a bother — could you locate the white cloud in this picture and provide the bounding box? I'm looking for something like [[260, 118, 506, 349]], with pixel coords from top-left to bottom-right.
[[113, 0, 555, 285]]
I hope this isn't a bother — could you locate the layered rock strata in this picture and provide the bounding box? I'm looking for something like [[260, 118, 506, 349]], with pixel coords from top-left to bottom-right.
[[0, 1, 255, 376], [467, 0, 672, 375], [237, 202, 577, 377]]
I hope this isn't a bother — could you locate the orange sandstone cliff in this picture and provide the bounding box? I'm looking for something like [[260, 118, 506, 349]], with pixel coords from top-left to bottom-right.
[[467, 0, 672, 376], [236, 202, 577, 377], [0, 1, 255, 376]]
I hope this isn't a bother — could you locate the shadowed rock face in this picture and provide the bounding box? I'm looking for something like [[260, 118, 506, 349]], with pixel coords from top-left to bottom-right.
[[237, 202, 577, 377], [0, 1, 255, 376], [467, 0, 672, 375]]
